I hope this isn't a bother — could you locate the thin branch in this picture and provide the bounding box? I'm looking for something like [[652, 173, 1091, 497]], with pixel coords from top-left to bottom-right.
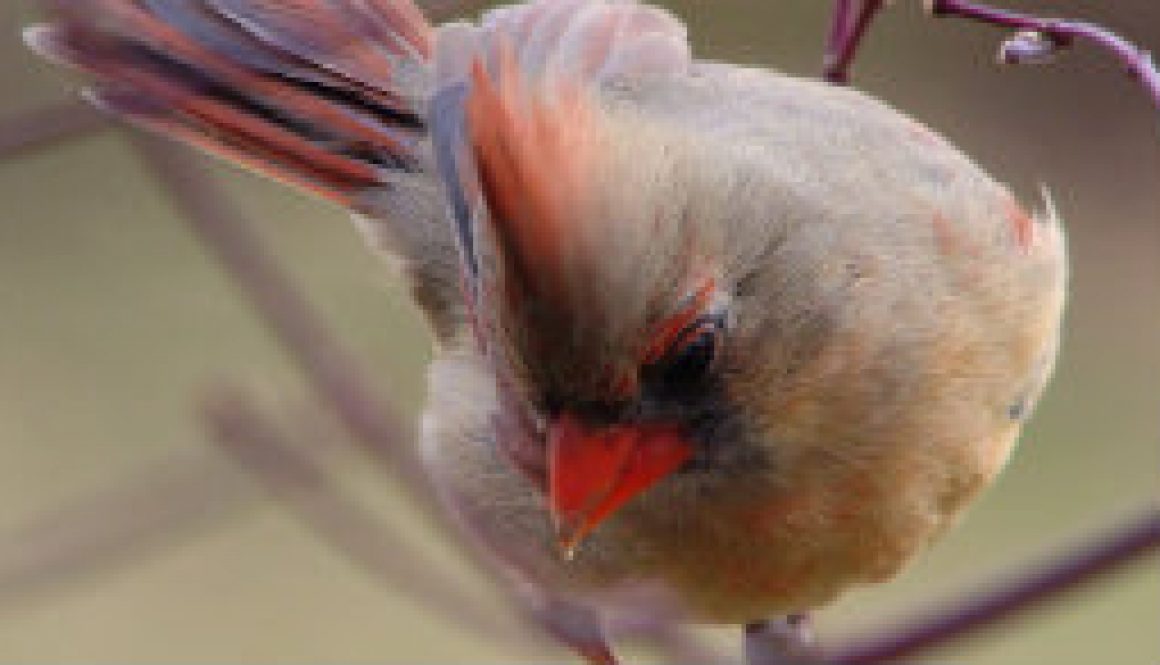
[[202, 391, 539, 647], [928, 0, 1160, 111], [128, 136, 438, 513], [124, 136, 539, 620], [0, 452, 253, 610], [825, 0, 856, 70], [0, 100, 107, 158], [823, 0, 887, 84], [128, 126, 592, 658], [823, 0, 1160, 114], [820, 2, 1160, 654], [829, 509, 1160, 664]]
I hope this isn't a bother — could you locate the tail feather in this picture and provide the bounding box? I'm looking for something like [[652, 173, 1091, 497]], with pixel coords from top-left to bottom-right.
[[204, 0, 431, 79], [26, 0, 433, 207]]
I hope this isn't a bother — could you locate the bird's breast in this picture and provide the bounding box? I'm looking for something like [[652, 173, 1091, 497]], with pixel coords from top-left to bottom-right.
[[422, 346, 1028, 623]]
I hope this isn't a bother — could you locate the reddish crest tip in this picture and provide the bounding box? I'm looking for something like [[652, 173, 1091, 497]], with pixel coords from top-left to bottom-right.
[[465, 41, 604, 305]]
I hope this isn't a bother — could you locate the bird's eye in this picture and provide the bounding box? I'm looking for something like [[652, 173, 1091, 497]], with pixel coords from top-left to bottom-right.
[[644, 313, 725, 389]]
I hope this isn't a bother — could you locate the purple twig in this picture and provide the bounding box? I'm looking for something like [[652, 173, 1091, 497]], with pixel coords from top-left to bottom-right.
[[825, 0, 855, 74], [829, 509, 1160, 664], [824, 0, 1160, 113], [0, 100, 106, 157], [929, 0, 1160, 111], [823, 0, 886, 84]]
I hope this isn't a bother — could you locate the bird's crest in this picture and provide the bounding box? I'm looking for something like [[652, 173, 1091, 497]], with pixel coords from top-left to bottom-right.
[[466, 42, 605, 311], [427, 0, 695, 398]]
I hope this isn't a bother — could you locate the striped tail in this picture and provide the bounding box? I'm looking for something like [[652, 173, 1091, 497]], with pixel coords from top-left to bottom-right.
[[25, 0, 435, 208]]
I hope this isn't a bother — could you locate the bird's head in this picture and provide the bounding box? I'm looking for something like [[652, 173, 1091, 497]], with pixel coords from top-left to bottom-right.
[[460, 53, 772, 555]]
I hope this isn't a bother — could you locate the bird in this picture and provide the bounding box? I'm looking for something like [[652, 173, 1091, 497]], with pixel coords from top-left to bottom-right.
[[26, 0, 1067, 661]]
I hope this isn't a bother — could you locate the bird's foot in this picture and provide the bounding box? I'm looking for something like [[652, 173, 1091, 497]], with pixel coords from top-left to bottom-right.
[[744, 614, 822, 665]]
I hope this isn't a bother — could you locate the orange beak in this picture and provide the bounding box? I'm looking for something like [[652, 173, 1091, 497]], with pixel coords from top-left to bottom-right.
[[547, 413, 693, 558]]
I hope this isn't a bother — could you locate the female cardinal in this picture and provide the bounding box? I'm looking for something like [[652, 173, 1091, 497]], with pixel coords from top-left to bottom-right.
[[27, 0, 1067, 660]]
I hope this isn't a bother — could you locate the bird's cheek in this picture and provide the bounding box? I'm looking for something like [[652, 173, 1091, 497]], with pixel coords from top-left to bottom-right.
[[547, 414, 692, 558]]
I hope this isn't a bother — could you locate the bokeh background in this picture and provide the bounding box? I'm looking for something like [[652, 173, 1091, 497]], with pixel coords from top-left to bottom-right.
[[1, 0, 1157, 662]]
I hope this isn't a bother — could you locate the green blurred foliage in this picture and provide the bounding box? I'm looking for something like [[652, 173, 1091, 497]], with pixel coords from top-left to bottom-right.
[[1, 0, 1157, 662]]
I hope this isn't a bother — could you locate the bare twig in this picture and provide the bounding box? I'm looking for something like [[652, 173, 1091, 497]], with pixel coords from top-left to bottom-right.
[[824, 0, 1160, 114], [829, 509, 1160, 664], [129, 134, 545, 632], [128, 136, 437, 510], [0, 100, 106, 158], [126, 134, 532, 615], [823, 0, 887, 84], [202, 390, 539, 647], [928, 0, 1160, 111], [820, 2, 1160, 655], [0, 452, 253, 610]]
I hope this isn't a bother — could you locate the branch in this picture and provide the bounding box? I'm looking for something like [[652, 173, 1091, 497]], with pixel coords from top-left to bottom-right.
[[128, 136, 438, 514], [928, 0, 1160, 111], [823, 0, 1160, 114], [829, 509, 1160, 664], [129, 136, 548, 651], [0, 100, 107, 158], [202, 391, 539, 646], [0, 452, 254, 610], [823, 0, 887, 84]]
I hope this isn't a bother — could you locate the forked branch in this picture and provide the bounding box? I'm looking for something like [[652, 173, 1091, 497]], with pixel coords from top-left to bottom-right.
[[824, 0, 1160, 113]]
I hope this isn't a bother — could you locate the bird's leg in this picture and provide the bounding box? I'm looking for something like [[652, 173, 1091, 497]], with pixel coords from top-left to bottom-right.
[[744, 614, 822, 665], [533, 597, 619, 665]]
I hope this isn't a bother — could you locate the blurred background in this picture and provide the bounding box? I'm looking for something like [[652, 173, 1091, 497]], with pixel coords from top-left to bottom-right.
[[1, 0, 1157, 662]]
